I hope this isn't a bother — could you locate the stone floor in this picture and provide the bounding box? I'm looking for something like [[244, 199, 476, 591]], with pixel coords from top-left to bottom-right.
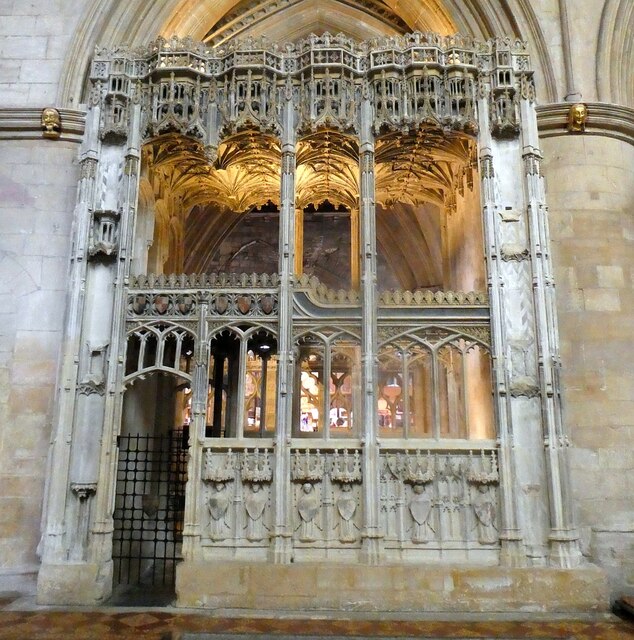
[[0, 597, 632, 640]]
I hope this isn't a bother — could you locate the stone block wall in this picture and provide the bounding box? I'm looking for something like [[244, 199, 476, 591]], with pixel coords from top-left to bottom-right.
[[0, 0, 84, 108], [0, 139, 77, 573], [543, 134, 634, 596]]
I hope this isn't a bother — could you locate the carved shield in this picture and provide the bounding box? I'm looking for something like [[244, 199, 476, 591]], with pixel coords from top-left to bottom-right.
[[473, 499, 495, 527], [208, 491, 230, 521], [214, 294, 229, 315], [260, 295, 274, 315], [177, 294, 194, 315], [153, 294, 169, 315], [132, 294, 148, 315], [245, 487, 267, 520], [336, 494, 356, 521], [236, 295, 253, 315], [409, 493, 432, 525]]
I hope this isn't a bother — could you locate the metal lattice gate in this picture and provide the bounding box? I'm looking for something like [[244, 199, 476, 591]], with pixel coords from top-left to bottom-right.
[[112, 430, 188, 586]]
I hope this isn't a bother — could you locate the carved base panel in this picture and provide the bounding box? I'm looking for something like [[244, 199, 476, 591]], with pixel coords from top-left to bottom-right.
[[175, 561, 609, 612], [382, 546, 499, 565], [37, 561, 113, 605]]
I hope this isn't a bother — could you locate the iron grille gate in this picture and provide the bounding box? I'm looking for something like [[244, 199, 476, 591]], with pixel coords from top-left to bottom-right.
[[112, 429, 188, 586]]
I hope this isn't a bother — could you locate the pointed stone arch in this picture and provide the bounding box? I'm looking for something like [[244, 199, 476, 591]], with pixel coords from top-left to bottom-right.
[[597, 0, 634, 105]]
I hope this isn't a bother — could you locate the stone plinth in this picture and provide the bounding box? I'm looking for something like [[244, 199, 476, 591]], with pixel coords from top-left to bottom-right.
[[37, 561, 113, 605], [176, 561, 609, 613]]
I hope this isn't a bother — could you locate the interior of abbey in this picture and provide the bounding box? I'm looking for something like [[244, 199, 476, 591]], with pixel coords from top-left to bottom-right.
[[0, 0, 632, 614]]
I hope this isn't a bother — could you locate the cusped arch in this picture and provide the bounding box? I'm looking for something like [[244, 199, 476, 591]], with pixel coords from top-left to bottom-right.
[[295, 327, 362, 345], [378, 324, 491, 350], [124, 320, 196, 382], [209, 323, 278, 342]]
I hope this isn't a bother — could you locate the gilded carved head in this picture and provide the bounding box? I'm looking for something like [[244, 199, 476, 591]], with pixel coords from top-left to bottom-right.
[[567, 103, 587, 132], [41, 107, 61, 138]]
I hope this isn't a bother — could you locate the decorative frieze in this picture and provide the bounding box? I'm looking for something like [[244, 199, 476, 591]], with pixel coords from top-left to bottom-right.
[[129, 272, 279, 289], [127, 292, 197, 317], [296, 273, 489, 307], [209, 292, 278, 317], [126, 279, 279, 319], [379, 289, 488, 306]]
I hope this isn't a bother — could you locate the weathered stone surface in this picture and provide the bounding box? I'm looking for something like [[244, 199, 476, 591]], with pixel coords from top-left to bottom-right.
[[37, 562, 113, 605], [176, 562, 610, 613], [0, 140, 76, 576], [544, 134, 634, 597]]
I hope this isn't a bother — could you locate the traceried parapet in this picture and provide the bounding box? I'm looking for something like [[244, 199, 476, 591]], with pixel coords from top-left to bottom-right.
[[88, 32, 534, 145]]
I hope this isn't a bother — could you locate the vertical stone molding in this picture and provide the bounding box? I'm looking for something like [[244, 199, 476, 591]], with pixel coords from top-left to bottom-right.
[[358, 88, 382, 565]]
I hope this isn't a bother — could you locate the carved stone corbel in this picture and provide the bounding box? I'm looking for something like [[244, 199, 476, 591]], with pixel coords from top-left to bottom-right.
[[70, 482, 97, 501], [202, 448, 236, 483], [41, 108, 61, 139], [509, 378, 540, 398], [240, 448, 273, 483], [329, 449, 362, 484], [291, 449, 325, 483], [500, 243, 529, 262]]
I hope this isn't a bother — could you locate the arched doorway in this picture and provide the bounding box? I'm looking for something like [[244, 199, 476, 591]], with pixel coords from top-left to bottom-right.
[[110, 324, 194, 599]]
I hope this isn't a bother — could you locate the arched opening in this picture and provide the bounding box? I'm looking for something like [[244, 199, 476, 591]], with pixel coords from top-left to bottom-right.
[[207, 327, 279, 439], [293, 330, 362, 439], [133, 131, 282, 278], [110, 325, 194, 597]]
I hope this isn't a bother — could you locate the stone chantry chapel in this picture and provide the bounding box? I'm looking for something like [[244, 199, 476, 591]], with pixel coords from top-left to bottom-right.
[[0, 0, 632, 614]]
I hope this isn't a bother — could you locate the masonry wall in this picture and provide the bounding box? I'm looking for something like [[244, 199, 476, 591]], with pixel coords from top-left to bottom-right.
[[0, 0, 84, 107], [0, 0, 85, 579], [0, 139, 78, 574], [543, 134, 634, 595]]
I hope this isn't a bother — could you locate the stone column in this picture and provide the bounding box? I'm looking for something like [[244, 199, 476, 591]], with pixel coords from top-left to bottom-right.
[[350, 206, 360, 289], [270, 82, 296, 563], [89, 97, 143, 579], [520, 97, 581, 567], [359, 87, 382, 564], [294, 207, 303, 276], [38, 100, 100, 575], [476, 96, 526, 568], [539, 125, 634, 588], [39, 85, 143, 603], [181, 299, 210, 561]]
